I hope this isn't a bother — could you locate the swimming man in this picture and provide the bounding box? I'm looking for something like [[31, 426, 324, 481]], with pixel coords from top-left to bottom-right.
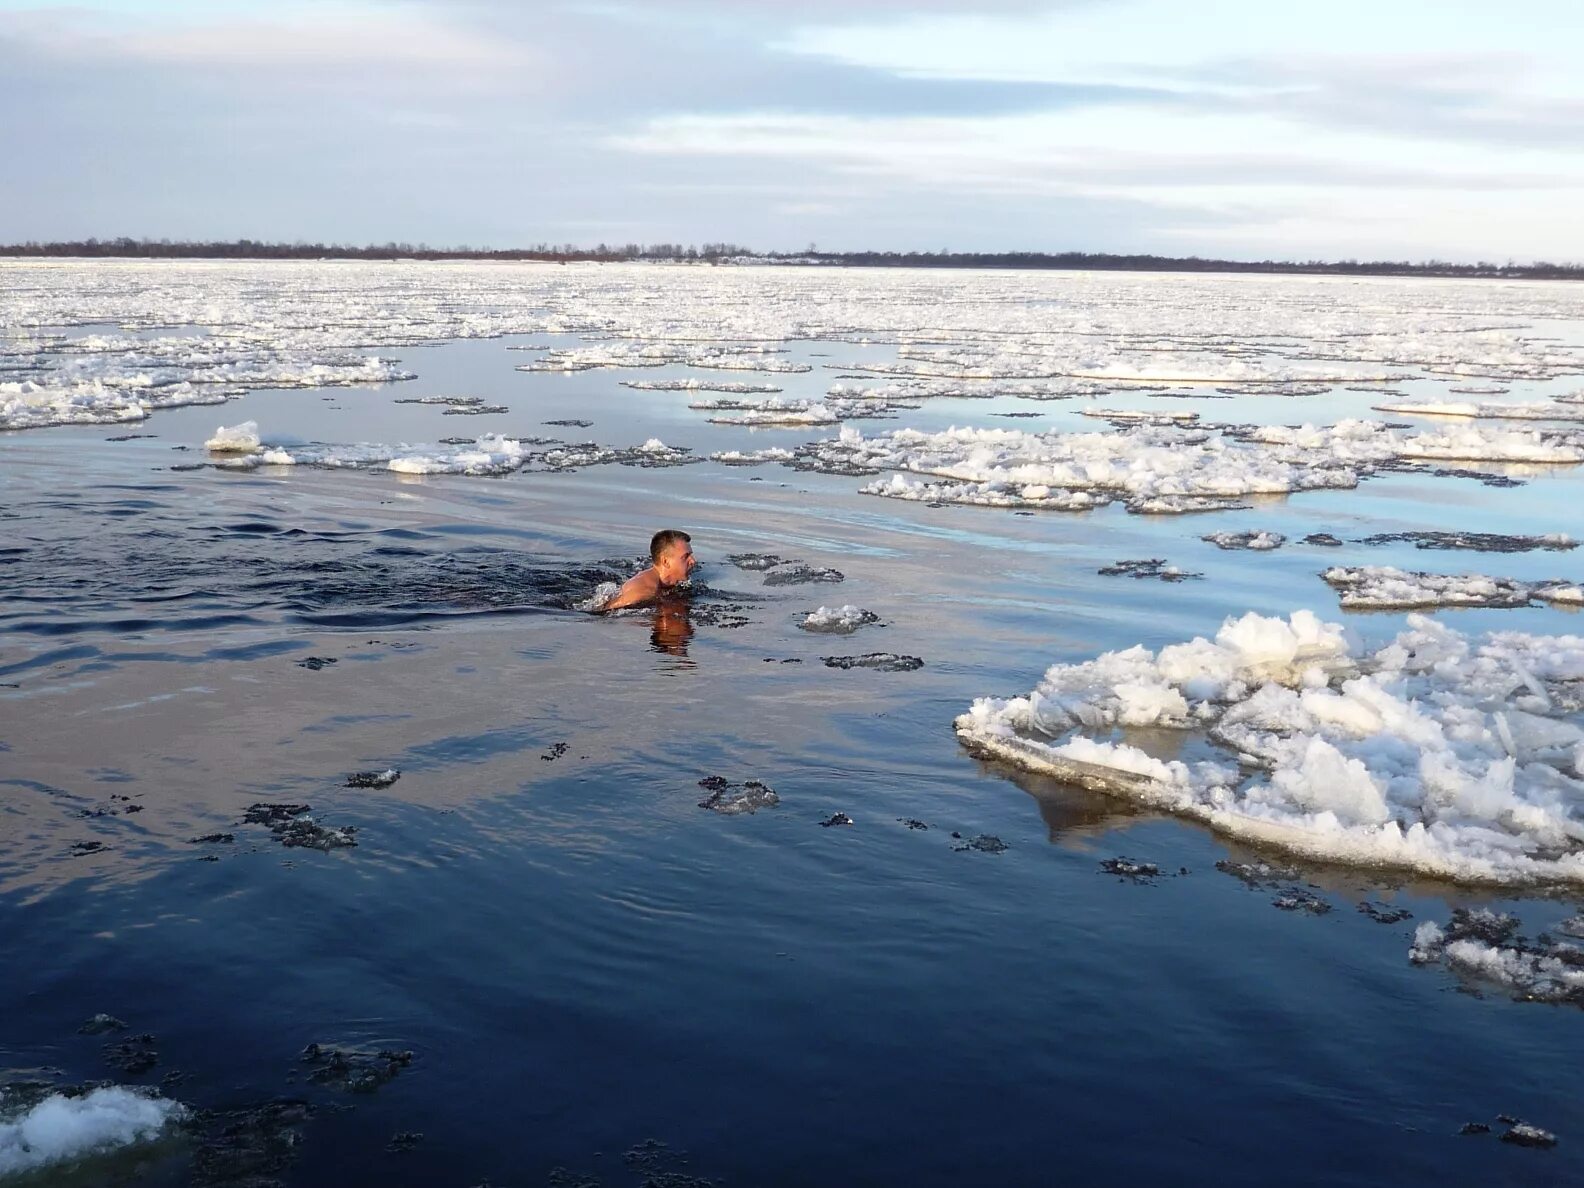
[[603, 529, 697, 611]]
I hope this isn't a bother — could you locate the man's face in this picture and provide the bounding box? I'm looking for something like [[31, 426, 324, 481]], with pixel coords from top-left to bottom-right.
[[656, 540, 696, 586]]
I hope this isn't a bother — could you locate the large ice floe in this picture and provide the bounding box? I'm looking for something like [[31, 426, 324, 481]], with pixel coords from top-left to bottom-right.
[[955, 611, 1584, 885], [0, 1085, 186, 1176], [1321, 566, 1584, 610], [203, 424, 697, 476], [814, 417, 1584, 514]]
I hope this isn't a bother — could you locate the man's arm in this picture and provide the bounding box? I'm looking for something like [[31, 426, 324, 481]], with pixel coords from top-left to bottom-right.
[[602, 567, 659, 611]]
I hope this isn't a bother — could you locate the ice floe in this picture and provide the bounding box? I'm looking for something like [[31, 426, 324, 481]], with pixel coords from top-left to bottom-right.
[[204, 429, 698, 477], [1203, 531, 1286, 551], [956, 610, 1584, 884], [808, 418, 1584, 514], [1321, 566, 1583, 610], [709, 447, 795, 465], [1374, 399, 1584, 422], [205, 420, 261, 453], [0, 1085, 186, 1176], [1410, 908, 1584, 1005], [800, 605, 880, 633]]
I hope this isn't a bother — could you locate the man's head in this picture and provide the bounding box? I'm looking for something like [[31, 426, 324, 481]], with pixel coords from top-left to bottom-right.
[[650, 529, 696, 586]]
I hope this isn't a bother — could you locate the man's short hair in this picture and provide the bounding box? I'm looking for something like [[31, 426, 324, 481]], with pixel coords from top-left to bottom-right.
[[650, 529, 691, 564]]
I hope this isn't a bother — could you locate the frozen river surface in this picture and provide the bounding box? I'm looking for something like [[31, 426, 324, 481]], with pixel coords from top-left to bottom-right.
[[3, 261, 1584, 1186]]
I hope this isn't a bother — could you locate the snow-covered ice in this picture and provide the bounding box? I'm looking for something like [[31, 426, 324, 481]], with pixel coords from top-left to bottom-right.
[[800, 605, 880, 633], [1321, 566, 1581, 610], [1204, 531, 1286, 551], [955, 611, 1584, 884], [0, 1086, 186, 1176]]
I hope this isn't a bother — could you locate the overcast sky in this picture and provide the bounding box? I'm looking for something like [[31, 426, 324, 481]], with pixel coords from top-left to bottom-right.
[[5, 0, 1581, 260]]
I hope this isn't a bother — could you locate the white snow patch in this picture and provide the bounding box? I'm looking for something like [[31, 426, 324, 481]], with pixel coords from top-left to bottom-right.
[[0, 1086, 186, 1176]]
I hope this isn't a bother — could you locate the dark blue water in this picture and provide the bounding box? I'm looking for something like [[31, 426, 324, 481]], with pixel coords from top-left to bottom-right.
[[3, 329, 1583, 1187]]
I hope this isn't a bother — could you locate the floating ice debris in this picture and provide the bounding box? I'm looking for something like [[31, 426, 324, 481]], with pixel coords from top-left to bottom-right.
[[697, 777, 780, 814], [242, 803, 357, 851], [1080, 408, 1199, 424], [820, 813, 854, 828], [623, 378, 783, 393], [77, 1014, 126, 1035], [821, 653, 923, 672], [1203, 531, 1286, 551], [344, 769, 399, 789], [188, 1098, 314, 1187], [300, 1043, 412, 1093], [956, 611, 1584, 885], [826, 379, 1107, 401], [1359, 531, 1575, 553], [799, 605, 880, 634], [1357, 901, 1413, 924], [711, 447, 795, 465], [204, 420, 260, 453], [1374, 398, 1584, 422], [762, 564, 844, 586], [861, 472, 1112, 511], [726, 553, 785, 571], [0, 1085, 187, 1177], [952, 834, 1008, 853], [1097, 559, 1201, 582], [1458, 1122, 1492, 1135], [1303, 533, 1344, 547], [1271, 888, 1332, 914], [1502, 1123, 1559, 1147], [1100, 857, 1159, 880], [102, 1034, 158, 1075], [811, 422, 1372, 515], [544, 418, 593, 427], [705, 400, 839, 426], [1409, 909, 1584, 1005], [1320, 566, 1580, 609]]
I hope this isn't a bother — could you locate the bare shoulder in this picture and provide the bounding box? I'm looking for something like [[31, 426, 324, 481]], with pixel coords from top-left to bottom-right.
[[604, 567, 660, 611]]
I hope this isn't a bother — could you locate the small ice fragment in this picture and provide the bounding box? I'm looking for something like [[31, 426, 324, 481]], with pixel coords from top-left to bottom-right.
[[204, 420, 260, 452]]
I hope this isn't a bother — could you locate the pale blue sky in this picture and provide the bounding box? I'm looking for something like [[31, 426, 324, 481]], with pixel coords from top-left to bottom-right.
[[4, 0, 1580, 260]]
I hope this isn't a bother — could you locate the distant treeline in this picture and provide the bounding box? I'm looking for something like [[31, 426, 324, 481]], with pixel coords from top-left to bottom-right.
[[3, 237, 1580, 279]]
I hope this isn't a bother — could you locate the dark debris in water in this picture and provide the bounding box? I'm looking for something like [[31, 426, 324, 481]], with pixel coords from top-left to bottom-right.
[[244, 803, 357, 851], [67, 840, 108, 857], [345, 769, 400, 789], [541, 742, 569, 761], [1097, 558, 1202, 582], [1458, 1122, 1491, 1136], [898, 818, 929, 830], [1357, 901, 1413, 924], [822, 653, 923, 672], [1302, 533, 1344, 547], [1271, 889, 1332, 915], [544, 418, 594, 428], [762, 563, 845, 586], [296, 656, 338, 671], [188, 1098, 316, 1188], [1100, 857, 1159, 882], [102, 1032, 158, 1075], [78, 1013, 126, 1035], [697, 777, 780, 815], [951, 833, 1008, 854], [819, 812, 853, 828], [301, 1042, 413, 1093], [1359, 530, 1575, 553], [387, 1130, 424, 1153]]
